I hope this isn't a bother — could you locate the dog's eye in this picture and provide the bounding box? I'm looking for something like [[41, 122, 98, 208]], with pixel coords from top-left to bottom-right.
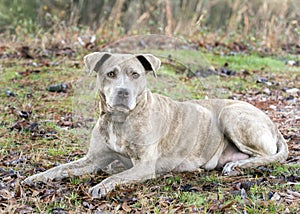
[[132, 72, 140, 79], [107, 71, 116, 78]]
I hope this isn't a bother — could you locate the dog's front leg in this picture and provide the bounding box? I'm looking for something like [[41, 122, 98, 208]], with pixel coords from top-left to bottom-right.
[[24, 156, 95, 183], [24, 154, 113, 184], [89, 160, 156, 198], [24, 124, 114, 184]]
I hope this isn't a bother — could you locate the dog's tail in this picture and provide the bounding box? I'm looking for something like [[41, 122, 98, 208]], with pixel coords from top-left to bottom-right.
[[251, 132, 288, 166], [273, 131, 289, 163], [249, 131, 288, 167]]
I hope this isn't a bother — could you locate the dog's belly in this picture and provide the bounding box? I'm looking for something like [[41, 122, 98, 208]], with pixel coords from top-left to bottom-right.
[[217, 142, 250, 168], [172, 159, 206, 172]]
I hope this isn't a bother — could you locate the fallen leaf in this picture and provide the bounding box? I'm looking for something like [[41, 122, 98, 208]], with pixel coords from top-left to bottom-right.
[[270, 192, 281, 201]]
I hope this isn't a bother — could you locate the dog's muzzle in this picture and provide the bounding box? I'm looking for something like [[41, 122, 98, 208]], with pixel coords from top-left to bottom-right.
[[117, 88, 130, 99], [112, 88, 133, 112]]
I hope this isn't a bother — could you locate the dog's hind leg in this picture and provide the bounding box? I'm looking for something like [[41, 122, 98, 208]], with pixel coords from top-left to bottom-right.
[[222, 133, 288, 175], [218, 103, 288, 175]]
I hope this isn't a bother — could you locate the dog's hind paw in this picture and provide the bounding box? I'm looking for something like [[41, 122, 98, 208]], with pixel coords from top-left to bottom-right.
[[222, 162, 242, 176]]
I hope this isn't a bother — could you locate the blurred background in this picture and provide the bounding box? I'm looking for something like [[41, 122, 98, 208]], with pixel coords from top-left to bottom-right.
[[0, 0, 299, 50]]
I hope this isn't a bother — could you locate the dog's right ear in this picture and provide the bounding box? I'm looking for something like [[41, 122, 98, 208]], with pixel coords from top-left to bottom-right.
[[84, 52, 112, 74]]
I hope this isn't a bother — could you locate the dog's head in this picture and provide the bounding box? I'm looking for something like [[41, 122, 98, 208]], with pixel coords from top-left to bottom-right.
[[84, 52, 161, 114]]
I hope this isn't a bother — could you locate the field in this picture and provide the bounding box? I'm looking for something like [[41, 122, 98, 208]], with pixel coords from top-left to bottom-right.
[[0, 34, 299, 213]]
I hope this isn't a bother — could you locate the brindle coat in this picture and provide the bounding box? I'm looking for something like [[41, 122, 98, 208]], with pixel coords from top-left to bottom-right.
[[24, 52, 288, 198]]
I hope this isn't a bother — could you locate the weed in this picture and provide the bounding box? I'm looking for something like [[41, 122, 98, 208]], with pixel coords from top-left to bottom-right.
[[47, 148, 65, 157], [69, 177, 81, 185], [65, 192, 80, 205], [177, 191, 206, 207]]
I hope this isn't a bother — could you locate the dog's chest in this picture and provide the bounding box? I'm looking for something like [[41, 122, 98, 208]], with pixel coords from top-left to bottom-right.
[[106, 123, 125, 154]]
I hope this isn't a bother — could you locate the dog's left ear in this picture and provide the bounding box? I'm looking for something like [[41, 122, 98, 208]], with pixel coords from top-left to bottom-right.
[[135, 54, 161, 78], [84, 52, 112, 74]]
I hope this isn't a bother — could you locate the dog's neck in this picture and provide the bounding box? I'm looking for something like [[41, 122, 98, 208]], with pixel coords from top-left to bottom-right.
[[110, 112, 128, 123]]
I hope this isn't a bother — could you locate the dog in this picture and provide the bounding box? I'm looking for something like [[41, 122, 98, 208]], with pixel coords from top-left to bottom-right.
[[24, 52, 288, 198]]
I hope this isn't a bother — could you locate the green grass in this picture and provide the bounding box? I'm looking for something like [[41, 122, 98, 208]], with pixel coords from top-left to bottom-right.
[[148, 49, 292, 73], [145, 49, 299, 100], [47, 148, 66, 156], [177, 191, 206, 207], [205, 53, 287, 72]]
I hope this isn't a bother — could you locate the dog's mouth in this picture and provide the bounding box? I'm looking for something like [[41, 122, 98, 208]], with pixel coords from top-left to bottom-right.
[[108, 104, 130, 113], [106, 104, 130, 122], [114, 104, 130, 112]]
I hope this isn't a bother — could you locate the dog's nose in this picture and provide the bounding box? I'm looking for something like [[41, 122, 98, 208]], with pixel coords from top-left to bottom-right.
[[117, 88, 130, 98]]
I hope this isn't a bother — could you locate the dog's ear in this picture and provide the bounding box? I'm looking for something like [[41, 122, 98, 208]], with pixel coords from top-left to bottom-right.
[[135, 54, 161, 78], [84, 52, 112, 73]]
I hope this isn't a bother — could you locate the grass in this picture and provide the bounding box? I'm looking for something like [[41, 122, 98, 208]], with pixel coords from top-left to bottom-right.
[[149, 49, 299, 100], [204, 53, 287, 72], [0, 45, 299, 213], [150, 49, 292, 72]]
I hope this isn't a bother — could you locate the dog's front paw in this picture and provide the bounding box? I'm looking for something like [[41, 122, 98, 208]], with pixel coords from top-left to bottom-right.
[[89, 183, 110, 198], [23, 173, 48, 185], [89, 178, 116, 198]]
